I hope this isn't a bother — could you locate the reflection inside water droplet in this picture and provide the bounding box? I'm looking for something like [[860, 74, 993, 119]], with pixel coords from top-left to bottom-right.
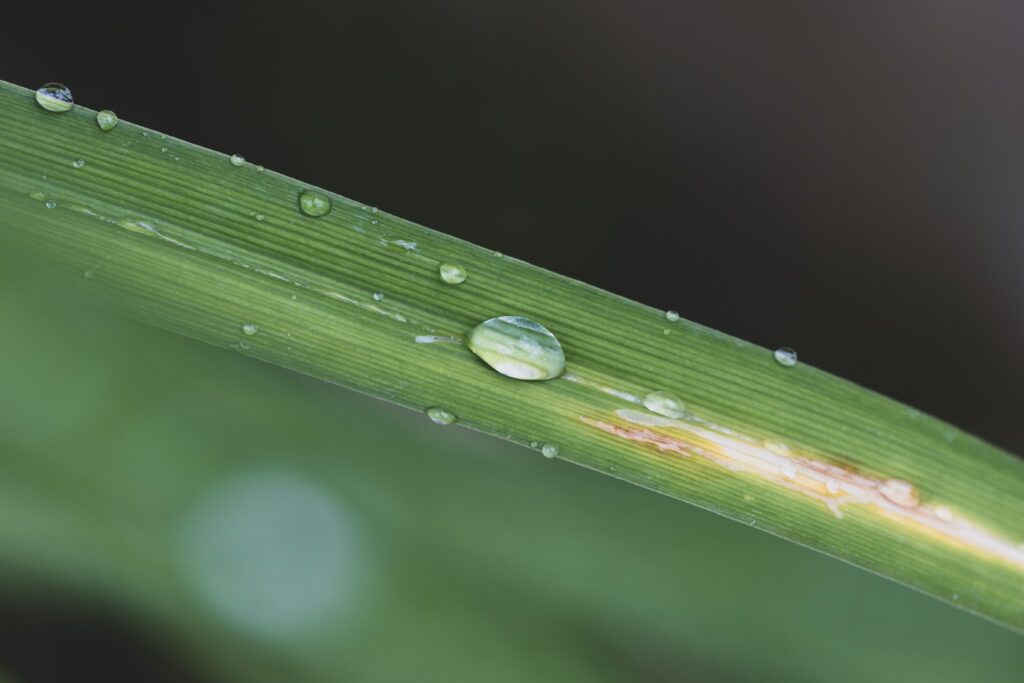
[[774, 347, 798, 367], [35, 82, 73, 112], [466, 316, 565, 380], [425, 407, 457, 425], [96, 109, 118, 131], [298, 190, 331, 217], [438, 262, 468, 285]]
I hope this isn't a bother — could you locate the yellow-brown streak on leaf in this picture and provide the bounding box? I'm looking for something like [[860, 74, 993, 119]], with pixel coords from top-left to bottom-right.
[[580, 409, 1024, 573]]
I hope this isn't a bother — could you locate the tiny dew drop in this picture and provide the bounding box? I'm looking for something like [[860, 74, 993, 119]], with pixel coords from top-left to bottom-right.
[[665, 310, 680, 322], [45, 199, 56, 209], [35, 83, 73, 112], [438, 262, 468, 285], [774, 347, 798, 367], [642, 391, 685, 418], [29, 190, 46, 201], [83, 270, 95, 279], [71, 159, 85, 169], [467, 316, 565, 380], [541, 443, 559, 458], [95, 109, 118, 131], [229, 154, 245, 167], [425, 407, 457, 425], [372, 292, 384, 301], [298, 190, 331, 217], [242, 323, 258, 336]]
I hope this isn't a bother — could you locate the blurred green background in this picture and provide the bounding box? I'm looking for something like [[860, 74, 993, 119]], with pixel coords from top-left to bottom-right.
[[2, 1, 1024, 680]]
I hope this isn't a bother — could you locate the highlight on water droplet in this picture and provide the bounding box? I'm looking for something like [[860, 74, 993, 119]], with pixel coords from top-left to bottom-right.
[[438, 262, 468, 285], [242, 323, 258, 336], [72, 158, 85, 169], [230, 154, 245, 167], [35, 83, 73, 112], [298, 190, 331, 217], [541, 443, 559, 459], [95, 109, 118, 131], [642, 390, 686, 419], [665, 310, 680, 322], [773, 347, 798, 367], [425, 407, 457, 425], [466, 316, 565, 381]]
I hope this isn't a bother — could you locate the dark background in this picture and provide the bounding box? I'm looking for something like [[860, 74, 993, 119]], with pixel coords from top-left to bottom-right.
[[2, 2, 1023, 681]]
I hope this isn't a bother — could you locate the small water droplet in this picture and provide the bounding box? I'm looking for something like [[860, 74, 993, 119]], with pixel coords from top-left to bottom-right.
[[83, 270, 95, 279], [239, 341, 251, 351], [161, 146, 168, 153], [773, 347, 798, 367], [95, 109, 118, 131], [438, 262, 468, 285], [662, 329, 671, 335], [466, 316, 565, 380], [298, 190, 331, 217], [243, 323, 258, 336], [642, 391, 686, 418], [44, 199, 56, 209], [493, 251, 504, 258], [372, 292, 384, 301], [35, 83, 73, 112], [142, 131, 149, 137], [541, 443, 559, 458], [255, 165, 265, 172], [425, 407, 457, 425], [29, 190, 46, 201], [665, 310, 680, 322], [230, 154, 245, 167], [71, 158, 85, 169]]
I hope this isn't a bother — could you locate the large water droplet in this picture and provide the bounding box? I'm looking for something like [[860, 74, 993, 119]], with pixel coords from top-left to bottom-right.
[[242, 323, 258, 336], [438, 262, 467, 285], [229, 154, 245, 167], [35, 83, 73, 112], [774, 347, 797, 367], [642, 391, 686, 418], [95, 109, 118, 131], [665, 310, 680, 322], [298, 190, 331, 217], [466, 316, 565, 380], [425, 407, 457, 425]]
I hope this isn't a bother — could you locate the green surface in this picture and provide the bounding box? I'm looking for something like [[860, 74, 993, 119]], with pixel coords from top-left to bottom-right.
[[0, 75, 1023, 642]]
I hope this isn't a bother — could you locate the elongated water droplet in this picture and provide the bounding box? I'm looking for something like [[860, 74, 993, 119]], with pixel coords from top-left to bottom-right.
[[425, 407, 457, 425], [230, 154, 245, 167], [467, 316, 565, 380], [35, 83, 73, 112], [541, 443, 559, 458], [642, 391, 685, 418], [438, 262, 468, 285], [298, 191, 331, 217], [243, 324, 258, 336], [95, 109, 118, 131], [29, 190, 46, 201], [665, 310, 679, 322], [774, 347, 797, 367]]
